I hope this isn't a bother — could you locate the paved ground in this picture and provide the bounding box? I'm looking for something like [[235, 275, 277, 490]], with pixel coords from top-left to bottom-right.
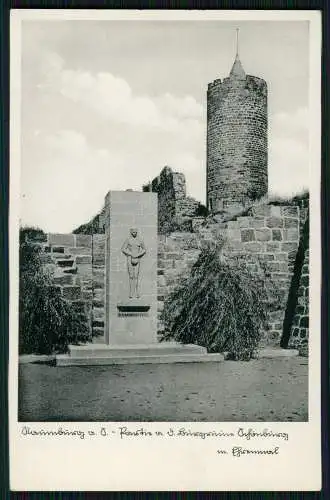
[[18, 357, 308, 422]]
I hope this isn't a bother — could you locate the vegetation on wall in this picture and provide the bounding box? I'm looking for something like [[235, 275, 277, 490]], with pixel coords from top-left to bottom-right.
[[19, 227, 90, 355], [73, 213, 103, 235], [160, 242, 281, 360]]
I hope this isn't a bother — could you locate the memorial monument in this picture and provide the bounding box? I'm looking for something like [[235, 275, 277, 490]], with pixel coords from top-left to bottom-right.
[[57, 191, 223, 365]]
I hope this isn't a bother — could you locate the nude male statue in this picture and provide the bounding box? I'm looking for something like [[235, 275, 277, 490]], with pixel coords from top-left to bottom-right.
[[121, 228, 146, 299]]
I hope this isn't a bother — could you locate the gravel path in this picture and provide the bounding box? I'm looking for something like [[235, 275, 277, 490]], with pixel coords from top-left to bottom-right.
[[18, 357, 308, 422]]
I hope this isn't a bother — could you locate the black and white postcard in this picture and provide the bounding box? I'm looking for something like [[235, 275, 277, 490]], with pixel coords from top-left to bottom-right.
[[9, 9, 322, 491]]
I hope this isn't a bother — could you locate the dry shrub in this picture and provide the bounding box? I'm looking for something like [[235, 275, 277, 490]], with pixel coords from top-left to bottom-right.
[[161, 242, 281, 360], [19, 231, 90, 354]]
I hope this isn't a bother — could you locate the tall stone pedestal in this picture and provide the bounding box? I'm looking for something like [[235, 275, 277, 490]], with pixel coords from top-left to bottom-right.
[[104, 191, 157, 345], [57, 191, 224, 366]]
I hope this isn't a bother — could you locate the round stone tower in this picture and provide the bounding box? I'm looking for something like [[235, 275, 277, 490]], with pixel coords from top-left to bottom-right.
[[206, 51, 268, 214]]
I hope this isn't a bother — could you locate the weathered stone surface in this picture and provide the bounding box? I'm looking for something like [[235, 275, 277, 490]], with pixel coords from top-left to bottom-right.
[[265, 217, 284, 228], [207, 71, 267, 213], [241, 229, 255, 242], [76, 235, 92, 248], [243, 242, 262, 253], [105, 191, 157, 345], [255, 228, 271, 241], [68, 247, 91, 255], [76, 255, 92, 265], [49, 234, 75, 246], [272, 229, 282, 241], [282, 229, 299, 241]]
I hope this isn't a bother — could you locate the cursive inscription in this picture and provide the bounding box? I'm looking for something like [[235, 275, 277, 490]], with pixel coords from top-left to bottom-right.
[[20, 424, 289, 458], [232, 446, 280, 457]]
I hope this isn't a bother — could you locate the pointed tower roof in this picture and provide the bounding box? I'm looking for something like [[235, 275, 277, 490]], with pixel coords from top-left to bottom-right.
[[229, 29, 246, 80], [229, 54, 246, 79]]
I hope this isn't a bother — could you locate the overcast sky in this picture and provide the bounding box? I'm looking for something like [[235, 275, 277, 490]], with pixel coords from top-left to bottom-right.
[[20, 19, 310, 232]]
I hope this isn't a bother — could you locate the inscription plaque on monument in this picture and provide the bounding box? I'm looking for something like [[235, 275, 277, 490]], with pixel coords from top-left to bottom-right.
[[104, 191, 157, 345]]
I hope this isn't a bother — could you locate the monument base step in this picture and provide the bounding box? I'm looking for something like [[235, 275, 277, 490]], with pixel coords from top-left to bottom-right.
[[67, 342, 206, 358], [56, 342, 225, 366]]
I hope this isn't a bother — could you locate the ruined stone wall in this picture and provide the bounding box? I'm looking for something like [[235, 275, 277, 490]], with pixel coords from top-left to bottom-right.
[[38, 201, 307, 348], [39, 233, 93, 337], [157, 204, 302, 347], [143, 166, 201, 232], [91, 235, 106, 341], [289, 247, 309, 350], [207, 75, 268, 213], [38, 233, 107, 341]]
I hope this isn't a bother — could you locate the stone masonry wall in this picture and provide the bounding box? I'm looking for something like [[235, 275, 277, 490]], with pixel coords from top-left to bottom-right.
[[157, 204, 301, 347], [38, 233, 108, 342], [38, 202, 307, 348], [207, 74, 268, 213], [40, 233, 93, 337], [143, 166, 201, 233], [91, 235, 106, 341], [289, 247, 309, 349]]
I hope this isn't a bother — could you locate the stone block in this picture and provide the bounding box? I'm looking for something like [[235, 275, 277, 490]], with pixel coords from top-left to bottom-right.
[[166, 252, 183, 260], [255, 228, 271, 241], [93, 234, 106, 249], [269, 205, 282, 217], [157, 275, 166, 287], [224, 241, 244, 252], [241, 229, 255, 242], [69, 246, 91, 256], [268, 262, 281, 273], [227, 229, 241, 241], [244, 242, 263, 253], [249, 217, 265, 229], [274, 253, 288, 261], [300, 328, 307, 339], [93, 307, 104, 321], [266, 242, 280, 252], [300, 316, 309, 328], [93, 255, 105, 266], [227, 220, 239, 229], [272, 229, 282, 241], [76, 235, 92, 248], [283, 229, 299, 241], [93, 320, 104, 329], [300, 275, 309, 287], [237, 217, 250, 228], [252, 205, 272, 217], [265, 217, 284, 228], [284, 218, 299, 228], [63, 266, 78, 275], [76, 255, 92, 265], [93, 299, 104, 308], [51, 246, 65, 254], [93, 327, 105, 339], [281, 206, 298, 217], [281, 242, 298, 253], [48, 234, 75, 246]]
